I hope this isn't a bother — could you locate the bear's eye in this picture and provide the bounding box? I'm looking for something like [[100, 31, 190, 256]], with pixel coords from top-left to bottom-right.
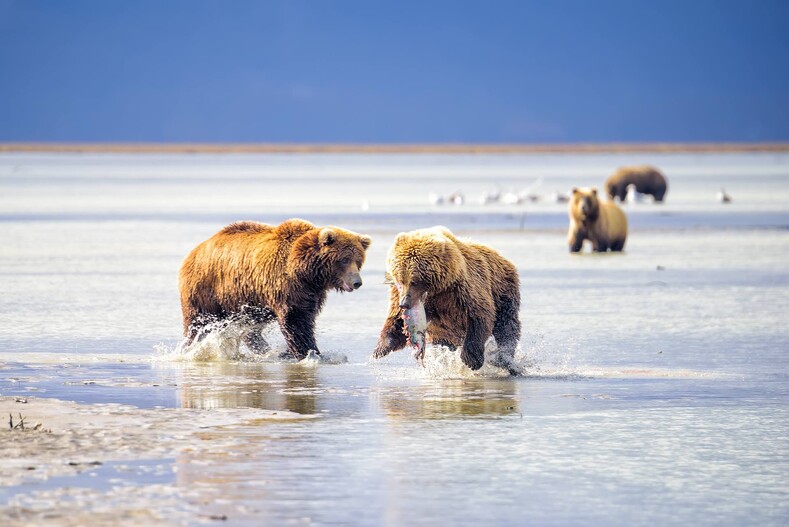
[[341, 256, 352, 266]]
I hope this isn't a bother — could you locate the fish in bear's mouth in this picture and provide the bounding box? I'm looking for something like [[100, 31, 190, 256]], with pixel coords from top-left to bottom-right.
[[402, 300, 427, 365]]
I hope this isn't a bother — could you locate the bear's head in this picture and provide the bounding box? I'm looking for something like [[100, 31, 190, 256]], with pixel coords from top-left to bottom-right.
[[569, 187, 600, 224], [605, 179, 619, 201], [385, 226, 465, 309], [290, 226, 372, 292], [605, 176, 628, 202]]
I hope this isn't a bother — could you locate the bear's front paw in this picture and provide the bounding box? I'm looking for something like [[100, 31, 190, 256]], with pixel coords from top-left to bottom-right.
[[461, 347, 484, 371], [372, 341, 392, 359]]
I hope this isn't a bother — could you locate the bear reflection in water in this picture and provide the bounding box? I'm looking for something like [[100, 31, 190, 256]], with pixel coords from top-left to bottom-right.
[[178, 363, 321, 415], [376, 379, 520, 419], [177, 363, 520, 420]]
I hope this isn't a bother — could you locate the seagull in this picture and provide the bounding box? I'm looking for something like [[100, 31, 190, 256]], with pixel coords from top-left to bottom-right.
[[626, 185, 645, 203], [501, 191, 523, 205], [428, 192, 445, 205], [448, 191, 465, 206], [717, 188, 732, 203], [549, 191, 569, 203], [479, 188, 501, 205]]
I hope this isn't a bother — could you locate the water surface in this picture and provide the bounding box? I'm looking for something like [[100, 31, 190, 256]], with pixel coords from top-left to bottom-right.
[[1, 152, 787, 525]]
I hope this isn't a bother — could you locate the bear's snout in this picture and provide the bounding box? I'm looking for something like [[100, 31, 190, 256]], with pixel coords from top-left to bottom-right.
[[341, 262, 363, 292], [397, 284, 424, 309], [398, 293, 412, 309]]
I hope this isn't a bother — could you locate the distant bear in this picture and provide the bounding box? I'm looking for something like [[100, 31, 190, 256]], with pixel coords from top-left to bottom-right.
[[372, 227, 521, 373], [568, 187, 628, 253], [606, 165, 668, 202], [179, 219, 371, 359]]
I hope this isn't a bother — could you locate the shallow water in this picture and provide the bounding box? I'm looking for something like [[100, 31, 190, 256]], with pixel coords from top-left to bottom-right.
[[1, 152, 788, 525]]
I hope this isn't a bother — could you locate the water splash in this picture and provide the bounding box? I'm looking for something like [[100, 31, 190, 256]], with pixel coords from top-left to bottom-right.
[[153, 320, 347, 364], [298, 349, 349, 366], [419, 338, 535, 379], [371, 333, 590, 379]]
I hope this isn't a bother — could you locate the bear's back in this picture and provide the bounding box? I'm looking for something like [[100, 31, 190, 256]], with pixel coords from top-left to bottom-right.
[[613, 165, 664, 184], [219, 221, 272, 235], [216, 219, 316, 248]]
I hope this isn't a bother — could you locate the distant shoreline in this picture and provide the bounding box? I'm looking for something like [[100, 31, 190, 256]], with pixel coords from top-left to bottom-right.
[[1, 142, 788, 154]]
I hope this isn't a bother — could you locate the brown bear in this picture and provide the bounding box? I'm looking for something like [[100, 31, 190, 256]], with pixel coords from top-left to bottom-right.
[[568, 187, 628, 253], [179, 219, 371, 359], [605, 165, 668, 202], [372, 227, 521, 373]]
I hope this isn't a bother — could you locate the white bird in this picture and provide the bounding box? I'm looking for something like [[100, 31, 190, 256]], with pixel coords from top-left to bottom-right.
[[626, 185, 645, 203], [717, 188, 732, 203], [501, 191, 523, 205], [549, 191, 569, 203], [479, 188, 501, 205], [448, 191, 465, 206], [428, 192, 445, 205]]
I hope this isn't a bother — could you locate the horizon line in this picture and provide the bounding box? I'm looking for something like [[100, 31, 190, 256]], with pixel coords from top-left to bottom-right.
[[1, 141, 788, 154]]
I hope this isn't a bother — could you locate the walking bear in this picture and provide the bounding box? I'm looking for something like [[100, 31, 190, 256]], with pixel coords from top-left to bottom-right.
[[605, 165, 668, 202], [179, 219, 371, 359], [568, 187, 628, 253], [373, 227, 521, 373]]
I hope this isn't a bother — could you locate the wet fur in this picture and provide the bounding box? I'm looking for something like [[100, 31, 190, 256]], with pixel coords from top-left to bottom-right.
[[606, 165, 668, 202], [179, 219, 371, 359], [568, 188, 628, 253], [373, 227, 521, 372]]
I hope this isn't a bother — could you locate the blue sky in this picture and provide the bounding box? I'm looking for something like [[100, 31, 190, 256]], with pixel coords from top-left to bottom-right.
[[1, 0, 787, 143]]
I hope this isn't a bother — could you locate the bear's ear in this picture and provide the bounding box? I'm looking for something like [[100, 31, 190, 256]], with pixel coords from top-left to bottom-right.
[[571, 187, 579, 194], [319, 228, 336, 246], [591, 187, 598, 196], [359, 235, 372, 250], [395, 232, 408, 244]]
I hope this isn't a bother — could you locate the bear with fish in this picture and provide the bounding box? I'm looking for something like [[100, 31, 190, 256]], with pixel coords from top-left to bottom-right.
[[372, 226, 522, 374]]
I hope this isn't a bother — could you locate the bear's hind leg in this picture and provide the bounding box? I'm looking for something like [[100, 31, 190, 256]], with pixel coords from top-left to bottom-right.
[[610, 238, 626, 252], [461, 315, 489, 371], [491, 297, 522, 375], [592, 239, 608, 252]]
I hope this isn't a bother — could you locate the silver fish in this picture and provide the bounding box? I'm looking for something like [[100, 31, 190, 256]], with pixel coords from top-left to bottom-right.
[[402, 301, 427, 365]]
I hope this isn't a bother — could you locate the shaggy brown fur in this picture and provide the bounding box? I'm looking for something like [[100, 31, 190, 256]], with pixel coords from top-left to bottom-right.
[[606, 165, 668, 202], [179, 218, 371, 359], [373, 227, 521, 373], [568, 187, 628, 253]]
